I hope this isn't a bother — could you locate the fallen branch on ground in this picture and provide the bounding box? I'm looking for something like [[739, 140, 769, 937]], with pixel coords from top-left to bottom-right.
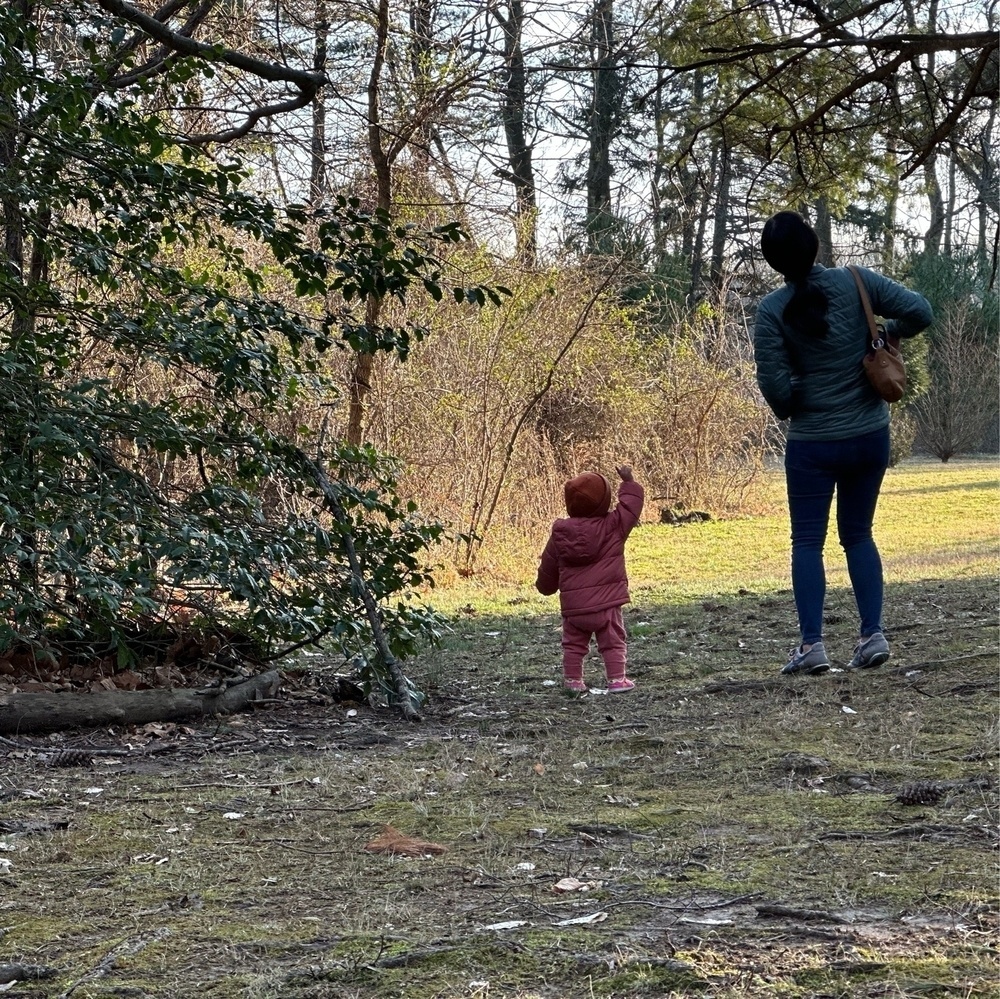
[[756, 903, 851, 924], [703, 679, 804, 696], [59, 928, 169, 999], [0, 965, 57, 985], [0, 671, 280, 735]]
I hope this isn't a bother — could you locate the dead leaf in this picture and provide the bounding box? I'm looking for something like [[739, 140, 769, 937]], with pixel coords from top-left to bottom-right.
[[138, 722, 177, 737], [480, 919, 530, 931], [552, 876, 601, 893], [363, 824, 447, 857], [554, 911, 609, 926], [533, 762, 545, 775]]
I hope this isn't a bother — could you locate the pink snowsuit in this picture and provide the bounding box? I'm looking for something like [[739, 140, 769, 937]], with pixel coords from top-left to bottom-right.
[[535, 479, 644, 684]]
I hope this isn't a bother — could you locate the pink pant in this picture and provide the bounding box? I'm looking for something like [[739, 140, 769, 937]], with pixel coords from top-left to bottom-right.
[[562, 606, 627, 683]]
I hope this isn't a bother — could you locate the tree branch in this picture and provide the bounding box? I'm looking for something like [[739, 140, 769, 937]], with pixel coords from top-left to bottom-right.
[[93, 0, 325, 142], [903, 44, 999, 177]]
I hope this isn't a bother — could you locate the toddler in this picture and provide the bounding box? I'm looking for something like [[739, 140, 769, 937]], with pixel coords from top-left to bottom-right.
[[535, 465, 644, 692]]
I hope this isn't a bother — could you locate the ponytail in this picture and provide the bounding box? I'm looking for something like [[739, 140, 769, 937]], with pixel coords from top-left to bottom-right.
[[761, 211, 829, 338], [783, 278, 829, 339]]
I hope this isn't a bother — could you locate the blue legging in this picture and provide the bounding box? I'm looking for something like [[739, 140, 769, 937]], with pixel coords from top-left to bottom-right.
[[784, 427, 890, 645]]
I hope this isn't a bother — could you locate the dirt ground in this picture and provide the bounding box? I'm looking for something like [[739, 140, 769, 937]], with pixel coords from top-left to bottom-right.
[[0, 574, 997, 998]]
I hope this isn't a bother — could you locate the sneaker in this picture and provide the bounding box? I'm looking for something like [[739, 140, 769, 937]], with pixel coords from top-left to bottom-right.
[[564, 678, 588, 693], [781, 642, 831, 676], [607, 677, 636, 693], [847, 633, 890, 670]]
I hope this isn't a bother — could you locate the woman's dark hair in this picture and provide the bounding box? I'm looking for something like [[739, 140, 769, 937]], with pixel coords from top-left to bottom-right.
[[761, 211, 829, 338]]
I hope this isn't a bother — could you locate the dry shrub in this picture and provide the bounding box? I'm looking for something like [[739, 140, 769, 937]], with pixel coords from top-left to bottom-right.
[[361, 259, 773, 572], [637, 335, 773, 516], [914, 300, 999, 461]]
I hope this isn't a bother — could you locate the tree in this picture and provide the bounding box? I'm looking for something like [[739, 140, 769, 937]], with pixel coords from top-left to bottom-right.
[[0, 0, 487, 715], [490, 0, 539, 264], [658, 0, 998, 181], [640, 0, 996, 293], [343, 0, 491, 444]]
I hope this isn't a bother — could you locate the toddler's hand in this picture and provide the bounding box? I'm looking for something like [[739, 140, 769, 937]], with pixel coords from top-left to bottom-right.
[[616, 465, 633, 481]]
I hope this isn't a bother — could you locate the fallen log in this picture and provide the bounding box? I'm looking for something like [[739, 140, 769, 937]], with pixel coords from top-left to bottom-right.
[[0, 670, 280, 735], [0, 964, 57, 985]]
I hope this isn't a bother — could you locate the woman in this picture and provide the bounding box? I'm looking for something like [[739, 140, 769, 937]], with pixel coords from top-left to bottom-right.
[[754, 211, 933, 675]]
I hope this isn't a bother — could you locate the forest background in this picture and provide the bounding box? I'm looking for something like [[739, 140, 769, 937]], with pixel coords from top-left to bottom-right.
[[0, 0, 997, 701]]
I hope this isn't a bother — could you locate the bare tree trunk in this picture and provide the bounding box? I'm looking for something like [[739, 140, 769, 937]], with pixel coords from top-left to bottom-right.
[[943, 143, 957, 256], [976, 115, 995, 270], [680, 69, 705, 293], [495, 0, 537, 264], [709, 135, 730, 287], [409, 0, 433, 176], [346, 0, 392, 446], [813, 196, 835, 266], [689, 137, 715, 303], [308, 1, 328, 208], [919, 0, 944, 257], [923, 157, 945, 256], [587, 0, 615, 253], [882, 139, 900, 268], [649, 44, 666, 266]]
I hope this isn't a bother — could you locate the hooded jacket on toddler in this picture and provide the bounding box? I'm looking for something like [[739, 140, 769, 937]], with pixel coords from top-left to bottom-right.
[[535, 478, 644, 617]]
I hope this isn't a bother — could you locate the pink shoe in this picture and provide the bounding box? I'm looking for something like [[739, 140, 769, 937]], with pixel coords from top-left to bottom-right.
[[607, 677, 635, 693], [564, 678, 588, 693]]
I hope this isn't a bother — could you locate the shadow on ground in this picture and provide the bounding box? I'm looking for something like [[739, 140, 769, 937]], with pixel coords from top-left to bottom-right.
[[0, 576, 996, 997]]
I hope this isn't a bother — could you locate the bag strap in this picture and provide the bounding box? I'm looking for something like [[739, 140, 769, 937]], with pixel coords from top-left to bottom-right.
[[847, 265, 883, 349]]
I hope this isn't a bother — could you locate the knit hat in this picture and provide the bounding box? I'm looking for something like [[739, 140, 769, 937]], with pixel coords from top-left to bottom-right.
[[564, 472, 612, 517], [761, 211, 819, 281]]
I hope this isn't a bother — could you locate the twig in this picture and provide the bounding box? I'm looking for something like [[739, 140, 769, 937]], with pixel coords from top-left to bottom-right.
[[755, 903, 851, 924], [819, 823, 986, 842], [59, 928, 169, 998], [294, 447, 422, 722], [568, 823, 653, 840], [0, 734, 179, 758], [606, 892, 762, 912], [895, 651, 999, 672], [370, 946, 458, 969]]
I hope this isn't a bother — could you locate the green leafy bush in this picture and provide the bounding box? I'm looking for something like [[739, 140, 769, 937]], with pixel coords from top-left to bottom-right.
[[0, 4, 471, 675]]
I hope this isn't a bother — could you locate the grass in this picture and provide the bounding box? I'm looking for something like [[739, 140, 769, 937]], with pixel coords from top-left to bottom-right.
[[0, 457, 997, 998], [430, 456, 999, 614]]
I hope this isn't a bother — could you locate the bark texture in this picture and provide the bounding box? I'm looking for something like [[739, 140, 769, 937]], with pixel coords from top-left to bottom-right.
[[0, 670, 280, 735]]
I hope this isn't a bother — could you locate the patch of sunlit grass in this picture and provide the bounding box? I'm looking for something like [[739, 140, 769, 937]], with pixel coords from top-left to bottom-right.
[[429, 457, 999, 616]]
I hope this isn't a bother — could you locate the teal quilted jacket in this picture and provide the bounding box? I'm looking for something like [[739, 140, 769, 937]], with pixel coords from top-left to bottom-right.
[[754, 264, 933, 440]]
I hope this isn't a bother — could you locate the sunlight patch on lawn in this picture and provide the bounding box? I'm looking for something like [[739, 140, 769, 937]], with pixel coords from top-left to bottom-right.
[[429, 457, 999, 616]]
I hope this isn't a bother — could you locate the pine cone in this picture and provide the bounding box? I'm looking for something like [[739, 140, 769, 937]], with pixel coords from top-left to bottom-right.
[[895, 780, 944, 806], [46, 749, 93, 768]]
